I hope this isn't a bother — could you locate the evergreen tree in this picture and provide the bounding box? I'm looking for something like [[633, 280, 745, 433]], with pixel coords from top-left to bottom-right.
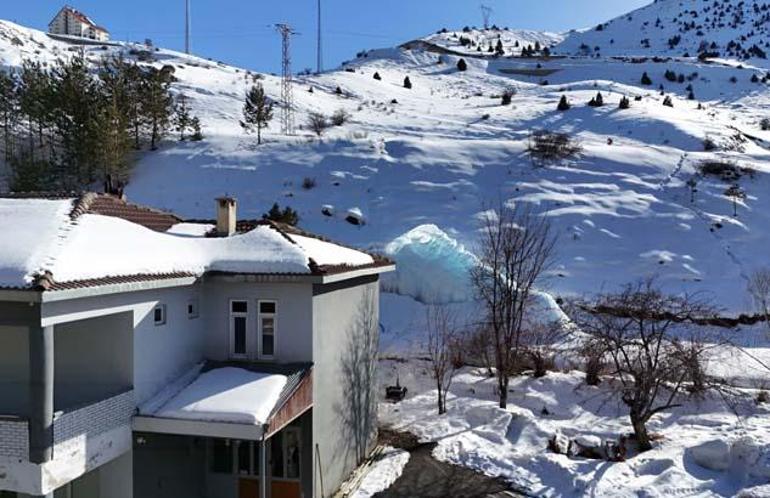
[[173, 94, 192, 141], [373, 72, 382, 81], [618, 95, 631, 109], [403, 76, 412, 89], [190, 117, 203, 141], [495, 39, 505, 56], [0, 71, 18, 162], [93, 94, 132, 182], [51, 54, 103, 186], [141, 67, 174, 150], [18, 60, 54, 160], [241, 83, 274, 145], [557, 95, 571, 111], [457, 58, 468, 71], [641, 72, 653, 85], [263, 203, 299, 226]]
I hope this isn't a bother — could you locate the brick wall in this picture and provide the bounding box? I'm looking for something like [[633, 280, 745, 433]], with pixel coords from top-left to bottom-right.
[[0, 418, 29, 459], [54, 390, 134, 448]]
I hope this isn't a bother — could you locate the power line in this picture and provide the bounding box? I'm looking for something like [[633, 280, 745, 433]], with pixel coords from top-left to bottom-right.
[[275, 23, 297, 136]]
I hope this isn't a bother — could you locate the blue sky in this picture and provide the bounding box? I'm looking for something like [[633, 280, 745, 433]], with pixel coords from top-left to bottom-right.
[[8, 1, 649, 73]]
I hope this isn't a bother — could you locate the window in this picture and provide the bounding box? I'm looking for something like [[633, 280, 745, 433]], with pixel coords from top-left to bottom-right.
[[187, 298, 199, 319], [258, 301, 277, 359], [210, 439, 233, 474], [153, 304, 166, 326], [230, 300, 248, 358]]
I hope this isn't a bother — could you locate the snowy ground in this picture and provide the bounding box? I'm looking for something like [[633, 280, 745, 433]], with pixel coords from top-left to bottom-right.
[[377, 356, 770, 497]]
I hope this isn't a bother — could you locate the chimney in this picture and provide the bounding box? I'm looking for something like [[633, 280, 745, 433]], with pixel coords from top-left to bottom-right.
[[216, 197, 237, 237]]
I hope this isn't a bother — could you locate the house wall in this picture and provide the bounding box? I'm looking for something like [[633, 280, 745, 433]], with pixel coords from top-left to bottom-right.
[[133, 433, 206, 498], [0, 326, 29, 415], [311, 276, 380, 497], [54, 312, 132, 410], [41, 284, 206, 407], [202, 281, 313, 363]]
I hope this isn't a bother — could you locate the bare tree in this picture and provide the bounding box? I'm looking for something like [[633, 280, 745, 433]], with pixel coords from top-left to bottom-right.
[[425, 305, 461, 415], [569, 279, 716, 451], [748, 268, 770, 327], [307, 111, 328, 137], [470, 203, 557, 408]]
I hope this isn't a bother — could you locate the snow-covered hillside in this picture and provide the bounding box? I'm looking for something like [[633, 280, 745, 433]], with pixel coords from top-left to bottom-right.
[[2, 18, 770, 312], [558, 0, 770, 60], [419, 27, 564, 56]]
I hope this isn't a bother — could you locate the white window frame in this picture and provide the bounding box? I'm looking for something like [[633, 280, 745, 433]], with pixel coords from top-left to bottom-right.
[[153, 304, 166, 326], [229, 300, 249, 359], [257, 300, 277, 360]]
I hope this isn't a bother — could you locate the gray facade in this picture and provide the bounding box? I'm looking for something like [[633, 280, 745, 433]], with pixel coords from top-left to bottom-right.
[[0, 267, 389, 498]]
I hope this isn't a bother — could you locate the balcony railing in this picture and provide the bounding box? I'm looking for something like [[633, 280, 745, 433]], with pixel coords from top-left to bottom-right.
[[0, 389, 134, 461]]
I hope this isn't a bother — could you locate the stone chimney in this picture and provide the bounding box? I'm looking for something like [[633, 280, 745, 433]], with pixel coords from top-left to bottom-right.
[[216, 197, 237, 237]]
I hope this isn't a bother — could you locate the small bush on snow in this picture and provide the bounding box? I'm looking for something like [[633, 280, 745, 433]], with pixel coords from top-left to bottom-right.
[[557, 95, 571, 111], [761, 118, 770, 131], [301, 177, 317, 190], [331, 109, 351, 126], [618, 96, 631, 109], [456, 58, 468, 71], [501, 87, 516, 105], [528, 130, 581, 165]]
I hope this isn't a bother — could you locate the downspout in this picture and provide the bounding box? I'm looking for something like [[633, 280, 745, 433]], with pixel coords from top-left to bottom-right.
[[261, 423, 269, 498], [29, 325, 54, 463]]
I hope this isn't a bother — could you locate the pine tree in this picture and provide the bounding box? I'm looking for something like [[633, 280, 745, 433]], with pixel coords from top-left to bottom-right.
[[0, 71, 18, 162], [173, 94, 192, 141], [403, 76, 412, 89], [457, 58, 468, 71], [241, 83, 273, 145], [18, 60, 54, 160], [557, 95, 570, 111], [94, 94, 132, 183], [618, 95, 631, 109], [641, 72, 653, 85], [141, 67, 174, 150], [190, 117, 203, 141], [263, 203, 299, 226], [373, 72, 382, 81], [495, 39, 505, 56]]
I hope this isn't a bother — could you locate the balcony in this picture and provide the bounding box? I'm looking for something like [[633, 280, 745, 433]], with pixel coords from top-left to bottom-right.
[[0, 390, 134, 495]]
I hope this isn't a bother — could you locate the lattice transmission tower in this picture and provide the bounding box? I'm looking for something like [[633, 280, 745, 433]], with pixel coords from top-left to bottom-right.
[[275, 24, 296, 135], [481, 4, 493, 30]]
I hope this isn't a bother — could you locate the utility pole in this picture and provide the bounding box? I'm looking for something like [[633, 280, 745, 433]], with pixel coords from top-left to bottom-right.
[[316, 0, 323, 73], [185, 0, 191, 54], [481, 4, 493, 30], [276, 23, 296, 135]]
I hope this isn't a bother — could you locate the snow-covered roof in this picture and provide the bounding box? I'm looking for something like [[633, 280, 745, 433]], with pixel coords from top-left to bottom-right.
[[150, 367, 288, 425], [0, 194, 390, 291]]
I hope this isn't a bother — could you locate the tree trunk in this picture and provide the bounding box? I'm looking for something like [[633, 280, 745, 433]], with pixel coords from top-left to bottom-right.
[[437, 385, 446, 415], [631, 416, 652, 452], [498, 375, 508, 409], [257, 124, 262, 145]]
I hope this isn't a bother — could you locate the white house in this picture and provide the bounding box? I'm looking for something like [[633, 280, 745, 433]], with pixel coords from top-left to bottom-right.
[[0, 193, 394, 498], [48, 6, 109, 42]]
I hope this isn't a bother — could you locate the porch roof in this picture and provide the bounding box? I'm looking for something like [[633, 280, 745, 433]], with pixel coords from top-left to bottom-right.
[[134, 362, 313, 440]]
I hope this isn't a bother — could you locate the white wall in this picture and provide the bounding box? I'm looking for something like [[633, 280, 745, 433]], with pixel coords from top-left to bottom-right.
[[41, 284, 206, 406]]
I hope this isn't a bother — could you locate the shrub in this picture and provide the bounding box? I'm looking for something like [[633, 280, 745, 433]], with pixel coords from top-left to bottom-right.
[[331, 108, 351, 126], [403, 76, 412, 89], [618, 95, 631, 109], [335, 86, 343, 95], [662, 95, 673, 107], [528, 130, 582, 164], [557, 95, 571, 111], [501, 87, 516, 105], [373, 72, 382, 81], [301, 177, 317, 190], [761, 118, 770, 131], [457, 58, 468, 71], [698, 161, 749, 182], [587, 92, 604, 107], [665, 69, 678, 82], [703, 136, 717, 151], [307, 112, 328, 137], [758, 390, 769, 404], [641, 72, 652, 85]]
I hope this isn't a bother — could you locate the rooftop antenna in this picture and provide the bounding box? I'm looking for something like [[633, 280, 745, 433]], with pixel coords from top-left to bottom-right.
[[316, 0, 323, 73], [185, 0, 191, 54], [481, 4, 493, 30], [275, 23, 297, 135]]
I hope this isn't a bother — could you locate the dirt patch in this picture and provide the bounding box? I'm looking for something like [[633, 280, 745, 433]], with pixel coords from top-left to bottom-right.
[[375, 430, 523, 498]]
